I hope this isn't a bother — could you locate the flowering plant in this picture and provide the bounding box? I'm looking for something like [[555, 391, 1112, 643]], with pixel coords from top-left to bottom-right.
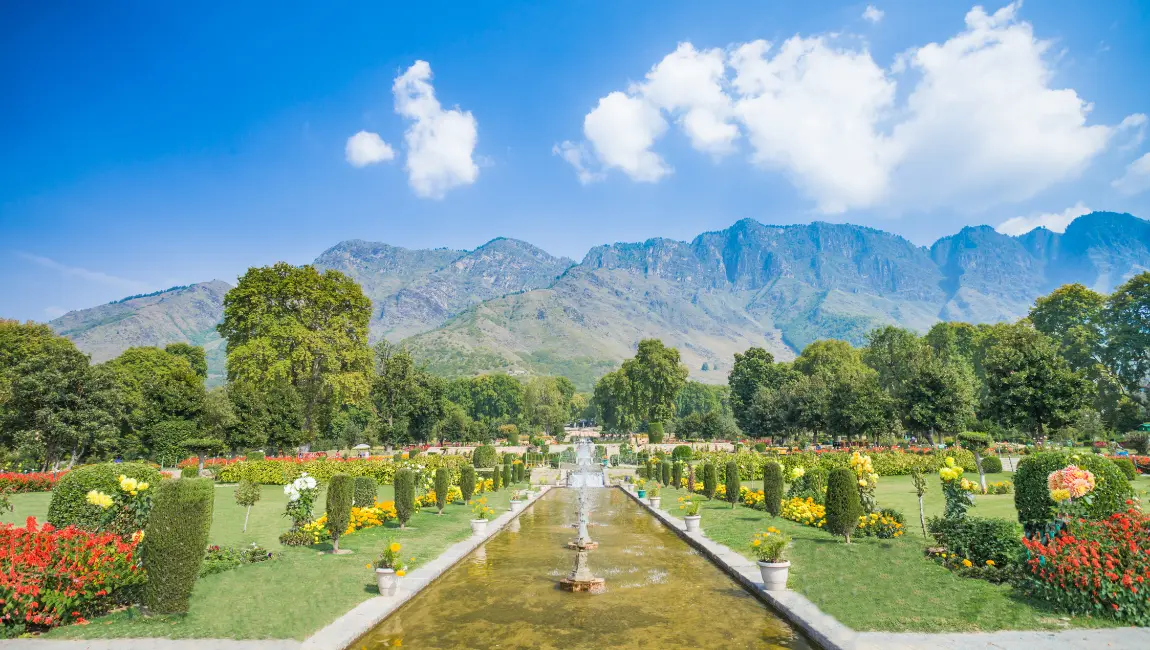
[[677, 495, 701, 517], [849, 451, 879, 512], [373, 540, 407, 575], [0, 471, 66, 493], [470, 497, 495, 521], [789, 466, 805, 482], [646, 484, 660, 498], [782, 497, 826, 528], [0, 517, 144, 634], [1047, 465, 1096, 521], [283, 472, 318, 528], [939, 457, 974, 520], [85, 474, 153, 539], [750, 527, 790, 563]]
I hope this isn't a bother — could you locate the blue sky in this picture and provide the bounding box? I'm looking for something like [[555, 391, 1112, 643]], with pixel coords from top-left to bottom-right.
[[2, 0, 1150, 322]]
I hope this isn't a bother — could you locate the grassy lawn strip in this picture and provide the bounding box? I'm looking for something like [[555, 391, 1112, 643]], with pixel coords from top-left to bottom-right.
[[0, 482, 518, 640], [660, 482, 1122, 633]]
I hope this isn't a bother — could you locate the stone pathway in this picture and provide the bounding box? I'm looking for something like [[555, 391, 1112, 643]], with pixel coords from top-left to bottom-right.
[[623, 485, 1150, 650]]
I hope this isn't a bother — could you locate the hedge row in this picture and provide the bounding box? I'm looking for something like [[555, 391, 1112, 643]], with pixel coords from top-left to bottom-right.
[[690, 449, 980, 480], [47, 463, 162, 531], [215, 455, 470, 486], [1014, 452, 1133, 532]]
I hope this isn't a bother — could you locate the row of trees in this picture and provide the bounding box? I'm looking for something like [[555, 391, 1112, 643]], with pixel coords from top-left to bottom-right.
[[730, 276, 1150, 443]]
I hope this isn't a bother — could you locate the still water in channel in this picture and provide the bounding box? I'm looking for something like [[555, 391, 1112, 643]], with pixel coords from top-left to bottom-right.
[[358, 488, 810, 649]]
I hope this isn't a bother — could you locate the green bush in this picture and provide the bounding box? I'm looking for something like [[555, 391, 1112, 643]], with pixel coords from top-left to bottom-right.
[[353, 476, 377, 508], [702, 462, 717, 499], [47, 462, 161, 531], [180, 466, 198, 478], [825, 468, 863, 542], [394, 469, 415, 528], [325, 474, 354, 551], [660, 461, 672, 486], [492, 463, 502, 491], [753, 442, 767, 453], [502, 463, 512, 487], [247, 451, 265, 461], [473, 445, 498, 468], [927, 516, 1024, 568], [980, 456, 1003, 474], [763, 462, 783, 516], [1121, 432, 1149, 455], [214, 455, 469, 486], [460, 465, 476, 502], [1113, 457, 1137, 481], [143, 478, 214, 614], [724, 461, 740, 508], [672, 461, 683, 488], [672, 445, 693, 462], [235, 479, 261, 533], [1014, 452, 1133, 533], [648, 421, 665, 444], [434, 468, 449, 513]]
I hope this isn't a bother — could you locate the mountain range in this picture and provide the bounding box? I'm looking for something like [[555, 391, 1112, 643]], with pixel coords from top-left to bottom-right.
[[46, 212, 1150, 389]]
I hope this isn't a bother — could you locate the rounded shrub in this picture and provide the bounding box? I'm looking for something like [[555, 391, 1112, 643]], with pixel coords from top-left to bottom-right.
[[460, 465, 476, 502], [1112, 457, 1136, 481], [648, 421, 665, 444], [825, 468, 863, 543], [980, 456, 1003, 474], [672, 445, 693, 462], [47, 462, 161, 531], [143, 478, 214, 614], [763, 462, 783, 516], [724, 461, 740, 508], [434, 467, 450, 514], [180, 466, 198, 478], [502, 463, 512, 487], [394, 469, 415, 528], [1014, 452, 1133, 533], [325, 474, 354, 551], [754, 442, 767, 453], [472, 445, 498, 468], [702, 462, 717, 499], [353, 476, 377, 508]]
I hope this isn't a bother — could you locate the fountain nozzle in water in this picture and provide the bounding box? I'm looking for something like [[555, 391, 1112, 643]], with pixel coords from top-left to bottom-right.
[[560, 436, 605, 593]]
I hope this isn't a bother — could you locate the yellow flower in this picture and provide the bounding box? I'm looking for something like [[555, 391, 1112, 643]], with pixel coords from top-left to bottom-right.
[[986, 559, 995, 566], [752, 539, 761, 547], [85, 490, 113, 509], [389, 542, 401, 553], [961, 559, 972, 567], [396, 569, 406, 577], [1050, 488, 1071, 503], [119, 476, 139, 493]]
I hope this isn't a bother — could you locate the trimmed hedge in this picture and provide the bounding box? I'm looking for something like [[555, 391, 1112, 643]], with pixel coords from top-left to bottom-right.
[[825, 468, 863, 542], [215, 455, 469, 486], [473, 445, 498, 468], [353, 476, 377, 508], [325, 474, 354, 550], [660, 461, 672, 486], [502, 464, 512, 487], [47, 462, 161, 531], [980, 456, 1003, 474], [434, 468, 449, 513], [693, 448, 980, 481], [671, 461, 683, 489], [180, 466, 198, 478], [763, 462, 783, 516], [394, 469, 415, 528], [927, 516, 1024, 568], [724, 461, 740, 508], [1014, 452, 1133, 532], [648, 421, 665, 444], [492, 463, 502, 491], [460, 465, 476, 502], [672, 445, 693, 462], [143, 478, 214, 614], [1113, 457, 1136, 481], [702, 463, 717, 499]]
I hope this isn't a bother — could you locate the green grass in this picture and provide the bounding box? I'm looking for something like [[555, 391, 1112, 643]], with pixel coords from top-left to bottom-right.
[[4, 482, 523, 640], [660, 472, 1150, 633]]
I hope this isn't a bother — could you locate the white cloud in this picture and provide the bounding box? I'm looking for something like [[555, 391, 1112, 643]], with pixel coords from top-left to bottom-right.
[[560, 2, 1138, 216], [16, 252, 151, 293], [1112, 152, 1150, 196], [863, 5, 884, 23], [393, 60, 479, 199], [552, 141, 604, 184], [996, 201, 1091, 235], [344, 130, 395, 167]]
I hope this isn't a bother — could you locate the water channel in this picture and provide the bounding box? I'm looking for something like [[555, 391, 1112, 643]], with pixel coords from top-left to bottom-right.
[[357, 487, 810, 649]]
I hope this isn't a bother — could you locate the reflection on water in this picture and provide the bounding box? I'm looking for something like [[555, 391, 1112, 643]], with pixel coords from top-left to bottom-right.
[[358, 489, 809, 649]]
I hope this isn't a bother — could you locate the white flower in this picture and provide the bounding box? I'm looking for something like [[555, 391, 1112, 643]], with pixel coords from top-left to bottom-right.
[[302, 476, 316, 489], [283, 485, 293, 496], [287, 488, 300, 502]]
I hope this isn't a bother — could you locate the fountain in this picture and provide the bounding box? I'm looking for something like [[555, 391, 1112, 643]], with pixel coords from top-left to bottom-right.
[[560, 436, 606, 593]]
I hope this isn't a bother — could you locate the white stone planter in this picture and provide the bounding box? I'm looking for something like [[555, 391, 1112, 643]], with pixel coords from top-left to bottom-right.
[[757, 560, 790, 591], [470, 519, 489, 536], [376, 568, 399, 596], [684, 515, 701, 533], [510, 500, 525, 513], [648, 496, 661, 509]]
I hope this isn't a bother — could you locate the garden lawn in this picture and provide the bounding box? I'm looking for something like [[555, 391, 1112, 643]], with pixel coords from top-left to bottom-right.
[[660, 485, 1120, 633], [0, 481, 520, 640]]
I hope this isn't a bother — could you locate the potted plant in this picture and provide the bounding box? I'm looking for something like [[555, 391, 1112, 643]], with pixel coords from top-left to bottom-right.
[[636, 478, 647, 499], [373, 540, 407, 596], [469, 497, 495, 535], [647, 484, 662, 509], [510, 489, 526, 513], [678, 495, 702, 533], [751, 527, 791, 591]]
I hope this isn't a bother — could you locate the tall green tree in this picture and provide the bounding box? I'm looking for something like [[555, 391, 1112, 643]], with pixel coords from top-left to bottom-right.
[[370, 342, 447, 444], [523, 376, 570, 435], [217, 263, 372, 439], [902, 353, 977, 443], [164, 343, 208, 379], [1102, 272, 1150, 395], [593, 369, 635, 432], [621, 339, 688, 425], [728, 348, 776, 432], [105, 346, 205, 459]]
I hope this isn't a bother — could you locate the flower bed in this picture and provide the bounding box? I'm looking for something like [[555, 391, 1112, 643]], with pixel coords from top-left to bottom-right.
[[301, 501, 397, 544], [0, 517, 143, 635], [1020, 504, 1150, 625], [690, 448, 979, 480], [0, 471, 66, 493], [216, 455, 470, 486]]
